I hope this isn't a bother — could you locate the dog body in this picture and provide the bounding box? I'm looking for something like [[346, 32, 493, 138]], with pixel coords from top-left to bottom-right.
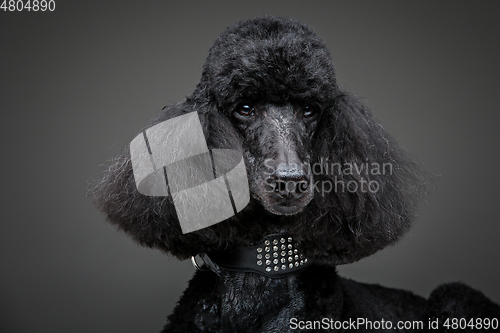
[[163, 267, 430, 332], [93, 17, 499, 332]]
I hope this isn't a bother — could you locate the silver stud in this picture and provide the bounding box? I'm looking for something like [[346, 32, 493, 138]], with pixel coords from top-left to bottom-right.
[[300, 260, 304, 265], [281, 251, 286, 256], [281, 244, 286, 250], [266, 267, 271, 272], [265, 247, 270, 252], [257, 254, 262, 259], [273, 259, 278, 264], [273, 239, 278, 245], [266, 260, 271, 265], [257, 247, 262, 253], [281, 258, 286, 263], [295, 262, 299, 267], [294, 249, 298, 254], [264, 240, 270, 246], [288, 244, 292, 249], [300, 254, 304, 259], [304, 258, 308, 263], [295, 255, 299, 260], [257, 260, 262, 266], [289, 263, 293, 268], [288, 257, 293, 262], [280, 238, 286, 243], [288, 250, 293, 255], [273, 252, 278, 258], [265, 253, 270, 259], [288, 237, 293, 242], [281, 264, 286, 270], [273, 246, 278, 251], [274, 266, 279, 271]]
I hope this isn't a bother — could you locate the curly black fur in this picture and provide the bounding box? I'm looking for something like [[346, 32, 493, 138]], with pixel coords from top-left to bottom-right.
[[91, 17, 499, 332]]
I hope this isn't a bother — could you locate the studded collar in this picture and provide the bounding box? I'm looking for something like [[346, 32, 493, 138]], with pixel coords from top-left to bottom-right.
[[192, 233, 312, 278]]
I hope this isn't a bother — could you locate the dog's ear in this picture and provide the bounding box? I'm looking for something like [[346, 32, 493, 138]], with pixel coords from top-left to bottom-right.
[[300, 91, 429, 265], [90, 104, 220, 259]]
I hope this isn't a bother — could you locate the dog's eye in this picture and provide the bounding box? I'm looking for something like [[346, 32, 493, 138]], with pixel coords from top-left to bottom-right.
[[303, 105, 317, 118], [236, 104, 255, 117]]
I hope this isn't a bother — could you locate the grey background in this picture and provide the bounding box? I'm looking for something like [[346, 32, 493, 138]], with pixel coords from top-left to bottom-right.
[[1, 1, 498, 332]]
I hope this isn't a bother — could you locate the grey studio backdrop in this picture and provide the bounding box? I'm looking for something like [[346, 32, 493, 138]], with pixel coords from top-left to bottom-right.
[[1, 1, 498, 332]]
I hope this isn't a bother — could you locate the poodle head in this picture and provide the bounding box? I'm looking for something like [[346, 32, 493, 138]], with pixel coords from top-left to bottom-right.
[[191, 17, 337, 216], [92, 17, 429, 266]]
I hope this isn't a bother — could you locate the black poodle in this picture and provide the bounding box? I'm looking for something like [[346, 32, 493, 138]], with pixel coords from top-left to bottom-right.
[[93, 17, 499, 332]]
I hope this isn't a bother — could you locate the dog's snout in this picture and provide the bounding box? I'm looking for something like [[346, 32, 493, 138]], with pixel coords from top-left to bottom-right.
[[270, 166, 310, 198]]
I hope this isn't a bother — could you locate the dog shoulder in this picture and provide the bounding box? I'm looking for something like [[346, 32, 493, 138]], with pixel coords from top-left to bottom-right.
[[425, 282, 500, 325], [339, 277, 427, 321]]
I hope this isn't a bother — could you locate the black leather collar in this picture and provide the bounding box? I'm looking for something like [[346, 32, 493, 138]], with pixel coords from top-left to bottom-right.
[[191, 233, 311, 278]]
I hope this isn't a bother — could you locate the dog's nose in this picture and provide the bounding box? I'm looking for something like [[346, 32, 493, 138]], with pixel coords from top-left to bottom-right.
[[270, 166, 310, 198]]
